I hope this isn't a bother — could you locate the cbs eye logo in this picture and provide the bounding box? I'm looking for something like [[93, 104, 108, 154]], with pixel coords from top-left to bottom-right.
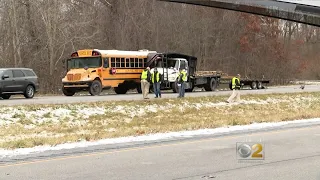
[[236, 142, 264, 160]]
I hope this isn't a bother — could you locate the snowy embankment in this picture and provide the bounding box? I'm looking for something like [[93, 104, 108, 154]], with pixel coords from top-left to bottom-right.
[[0, 96, 314, 126], [0, 93, 320, 158], [1, 118, 320, 158]]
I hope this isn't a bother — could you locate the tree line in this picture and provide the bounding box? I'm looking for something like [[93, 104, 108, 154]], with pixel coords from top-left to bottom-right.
[[0, 0, 319, 93]]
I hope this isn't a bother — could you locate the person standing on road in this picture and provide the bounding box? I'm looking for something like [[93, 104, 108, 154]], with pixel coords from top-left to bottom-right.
[[141, 67, 151, 99], [151, 67, 162, 98], [227, 74, 241, 103], [177, 68, 187, 98]]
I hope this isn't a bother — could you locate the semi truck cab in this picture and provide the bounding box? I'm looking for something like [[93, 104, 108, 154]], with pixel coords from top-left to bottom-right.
[[150, 58, 189, 83]]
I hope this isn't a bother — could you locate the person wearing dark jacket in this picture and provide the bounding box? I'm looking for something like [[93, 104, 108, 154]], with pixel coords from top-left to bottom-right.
[[151, 67, 162, 98], [141, 67, 151, 99], [227, 74, 241, 103], [177, 68, 187, 98]]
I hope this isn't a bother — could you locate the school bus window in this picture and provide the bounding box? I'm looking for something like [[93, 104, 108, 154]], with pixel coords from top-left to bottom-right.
[[126, 58, 130, 67], [130, 58, 135, 67], [111, 58, 116, 67], [121, 58, 125, 67], [116, 58, 120, 67], [103, 58, 109, 68], [139, 58, 143, 67], [144, 58, 147, 66], [135, 58, 139, 67]]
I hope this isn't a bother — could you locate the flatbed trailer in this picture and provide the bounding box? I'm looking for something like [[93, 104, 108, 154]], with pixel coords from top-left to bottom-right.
[[221, 76, 270, 90]]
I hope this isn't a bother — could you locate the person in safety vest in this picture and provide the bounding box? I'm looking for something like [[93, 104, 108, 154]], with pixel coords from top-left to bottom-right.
[[151, 67, 162, 98], [141, 67, 151, 99], [177, 68, 187, 98], [227, 74, 241, 103]]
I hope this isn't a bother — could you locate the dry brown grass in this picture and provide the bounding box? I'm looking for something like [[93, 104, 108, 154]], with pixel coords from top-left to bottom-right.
[[1, 92, 320, 149]]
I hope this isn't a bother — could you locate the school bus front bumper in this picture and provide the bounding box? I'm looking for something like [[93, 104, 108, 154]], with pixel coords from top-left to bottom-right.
[[62, 81, 92, 88]]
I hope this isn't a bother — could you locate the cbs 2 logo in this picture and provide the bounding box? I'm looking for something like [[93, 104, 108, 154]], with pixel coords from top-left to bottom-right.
[[237, 143, 264, 159]]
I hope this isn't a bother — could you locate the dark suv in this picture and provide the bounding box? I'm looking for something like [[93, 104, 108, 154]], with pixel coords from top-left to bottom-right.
[[0, 68, 39, 99]]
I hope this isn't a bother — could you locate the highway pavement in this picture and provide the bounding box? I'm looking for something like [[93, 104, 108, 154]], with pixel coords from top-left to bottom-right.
[[1, 122, 320, 180], [0, 84, 319, 106]]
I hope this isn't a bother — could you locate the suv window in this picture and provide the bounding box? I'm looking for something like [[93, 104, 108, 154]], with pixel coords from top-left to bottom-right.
[[3, 70, 13, 78], [13, 70, 25, 78], [22, 70, 36, 77]]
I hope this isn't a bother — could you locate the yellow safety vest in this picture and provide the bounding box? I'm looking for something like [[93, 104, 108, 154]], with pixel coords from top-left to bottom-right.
[[179, 71, 187, 82], [151, 72, 160, 83], [232, 77, 240, 89], [141, 70, 148, 80]]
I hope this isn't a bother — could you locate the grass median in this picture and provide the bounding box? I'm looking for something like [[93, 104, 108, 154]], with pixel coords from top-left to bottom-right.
[[1, 91, 320, 149]]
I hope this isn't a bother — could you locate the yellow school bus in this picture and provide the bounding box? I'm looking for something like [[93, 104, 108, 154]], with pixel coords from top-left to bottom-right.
[[61, 49, 157, 96]]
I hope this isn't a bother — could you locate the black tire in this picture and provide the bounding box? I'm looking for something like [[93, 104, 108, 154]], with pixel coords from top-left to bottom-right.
[[114, 85, 128, 94], [204, 78, 217, 91], [89, 80, 102, 96], [62, 87, 76, 96], [1, 94, 11, 99], [257, 81, 263, 89], [172, 82, 179, 93], [186, 82, 194, 92], [149, 84, 154, 93], [229, 81, 233, 90], [136, 84, 142, 94], [250, 81, 257, 89], [24, 85, 35, 99]]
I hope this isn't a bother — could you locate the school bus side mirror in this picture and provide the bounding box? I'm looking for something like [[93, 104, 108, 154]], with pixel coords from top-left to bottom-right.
[[62, 59, 66, 69], [62, 59, 69, 69]]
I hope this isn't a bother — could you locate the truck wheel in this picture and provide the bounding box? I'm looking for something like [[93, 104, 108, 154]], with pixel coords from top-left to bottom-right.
[[185, 82, 194, 92], [89, 80, 102, 96], [172, 82, 179, 93], [250, 82, 257, 89], [229, 81, 233, 90], [204, 78, 217, 91], [62, 87, 76, 96], [257, 81, 263, 89]]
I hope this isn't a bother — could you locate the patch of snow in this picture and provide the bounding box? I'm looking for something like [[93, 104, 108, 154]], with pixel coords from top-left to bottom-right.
[[1, 118, 320, 158], [1, 96, 319, 127]]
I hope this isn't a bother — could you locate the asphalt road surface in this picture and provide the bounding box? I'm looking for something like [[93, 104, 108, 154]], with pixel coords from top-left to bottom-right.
[[1, 123, 320, 180], [0, 84, 319, 106]]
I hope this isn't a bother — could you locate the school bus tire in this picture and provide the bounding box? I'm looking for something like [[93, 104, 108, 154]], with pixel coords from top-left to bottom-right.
[[114, 85, 128, 94], [89, 80, 102, 96], [136, 84, 142, 94], [62, 87, 76, 96]]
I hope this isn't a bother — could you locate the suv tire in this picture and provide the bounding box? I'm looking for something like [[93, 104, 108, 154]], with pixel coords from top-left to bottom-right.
[[24, 85, 35, 99]]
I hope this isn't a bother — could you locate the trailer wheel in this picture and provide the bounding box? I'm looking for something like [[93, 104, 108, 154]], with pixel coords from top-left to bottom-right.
[[204, 78, 217, 91], [250, 81, 257, 89], [257, 81, 263, 89]]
